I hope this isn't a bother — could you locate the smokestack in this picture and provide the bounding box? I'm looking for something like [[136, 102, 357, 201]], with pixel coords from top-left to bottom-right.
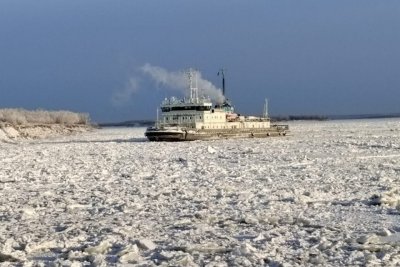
[[218, 68, 226, 96], [222, 75, 225, 96]]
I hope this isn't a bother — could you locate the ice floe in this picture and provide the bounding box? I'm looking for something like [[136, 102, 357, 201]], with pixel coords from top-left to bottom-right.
[[0, 119, 400, 266]]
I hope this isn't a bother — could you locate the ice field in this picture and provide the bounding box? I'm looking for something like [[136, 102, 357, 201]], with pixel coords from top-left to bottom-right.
[[1, 119, 400, 266]]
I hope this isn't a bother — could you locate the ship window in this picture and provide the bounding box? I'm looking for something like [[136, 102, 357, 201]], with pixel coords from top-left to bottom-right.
[[212, 109, 214, 113]]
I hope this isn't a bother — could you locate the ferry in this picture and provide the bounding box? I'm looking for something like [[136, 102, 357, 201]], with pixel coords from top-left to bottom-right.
[[145, 69, 289, 141]]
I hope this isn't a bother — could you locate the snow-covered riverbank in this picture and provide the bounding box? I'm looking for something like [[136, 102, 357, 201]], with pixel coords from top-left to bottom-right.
[[1, 119, 400, 266], [0, 124, 92, 142]]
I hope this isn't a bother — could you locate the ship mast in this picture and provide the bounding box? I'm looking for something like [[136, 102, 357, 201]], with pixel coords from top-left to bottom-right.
[[156, 107, 159, 127], [187, 68, 199, 103], [263, 98, 269, 118]]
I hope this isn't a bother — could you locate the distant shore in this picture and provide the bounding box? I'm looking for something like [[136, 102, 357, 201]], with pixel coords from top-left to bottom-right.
[[98, 120, 154, 128], [272, 113, 400, 122], [98, 113, 400, 127]]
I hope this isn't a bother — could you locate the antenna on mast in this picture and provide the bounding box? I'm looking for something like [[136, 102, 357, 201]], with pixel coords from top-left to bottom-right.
[[217, 68, 226, 96]]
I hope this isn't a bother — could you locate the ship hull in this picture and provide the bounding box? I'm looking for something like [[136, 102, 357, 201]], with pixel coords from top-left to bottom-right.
[[145, 126, 288, 141]]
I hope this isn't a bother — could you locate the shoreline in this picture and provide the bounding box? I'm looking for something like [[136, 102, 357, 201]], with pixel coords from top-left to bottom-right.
[[0, 123, 93, 142]]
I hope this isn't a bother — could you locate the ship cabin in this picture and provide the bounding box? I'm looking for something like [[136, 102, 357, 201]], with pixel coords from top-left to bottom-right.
[[158, 97, 222, 129]]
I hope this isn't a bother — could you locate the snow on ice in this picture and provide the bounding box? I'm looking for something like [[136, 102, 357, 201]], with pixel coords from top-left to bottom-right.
[[1, 119, 400, 266]]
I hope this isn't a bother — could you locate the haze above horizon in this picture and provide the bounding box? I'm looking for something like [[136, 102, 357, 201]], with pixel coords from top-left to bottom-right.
[[1, 0, 399, 123]]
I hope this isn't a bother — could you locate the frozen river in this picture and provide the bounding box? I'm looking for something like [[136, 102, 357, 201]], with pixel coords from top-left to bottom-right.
[[1, 119, 400, 266]]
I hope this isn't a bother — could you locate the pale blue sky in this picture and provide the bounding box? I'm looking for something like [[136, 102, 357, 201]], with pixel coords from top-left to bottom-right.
[[1, 0, 399, 122]]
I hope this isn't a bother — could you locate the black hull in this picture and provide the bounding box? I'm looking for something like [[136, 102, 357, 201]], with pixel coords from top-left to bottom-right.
[[145, 131, 186, 142], [145, 126, 288, 142]]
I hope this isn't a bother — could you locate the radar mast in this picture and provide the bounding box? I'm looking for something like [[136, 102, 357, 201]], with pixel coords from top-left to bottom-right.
[[187, 68, 199, 103]]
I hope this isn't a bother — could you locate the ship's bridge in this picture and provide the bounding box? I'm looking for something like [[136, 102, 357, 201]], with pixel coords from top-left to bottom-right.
[[161, 96, 212, 112]]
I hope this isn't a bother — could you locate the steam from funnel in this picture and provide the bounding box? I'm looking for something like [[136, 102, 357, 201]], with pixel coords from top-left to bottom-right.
[[112, 77, 139, 106], [141, 63, 225, 103]]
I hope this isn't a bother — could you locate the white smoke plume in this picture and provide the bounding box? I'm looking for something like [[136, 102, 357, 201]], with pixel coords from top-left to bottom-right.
[[112, 77, 139, 106], [141, 63, 225, 103]]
